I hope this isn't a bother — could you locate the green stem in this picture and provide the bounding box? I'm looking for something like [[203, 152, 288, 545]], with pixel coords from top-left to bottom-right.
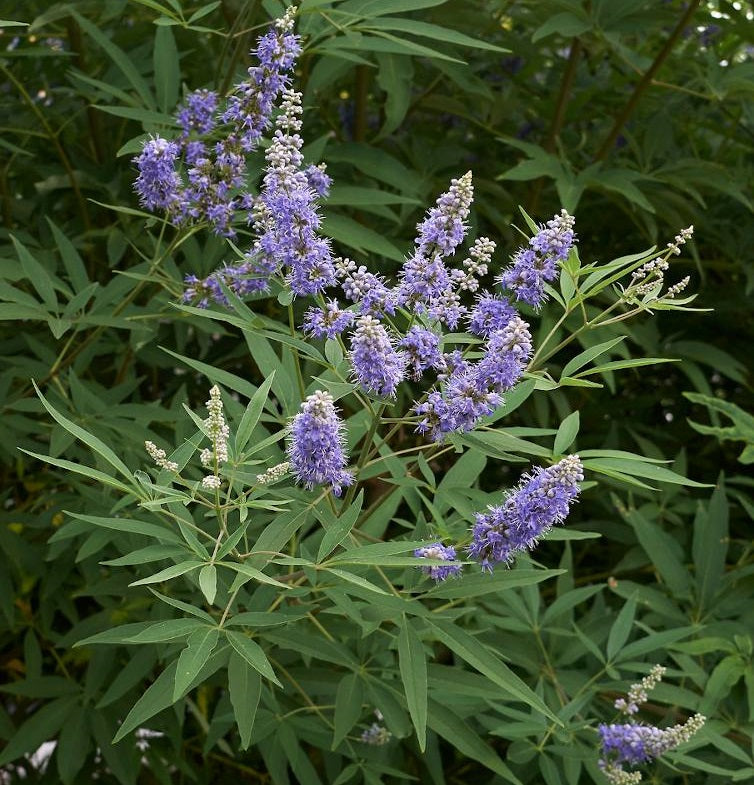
[[343, 403, 385, 507], [287, 303, 307, 399]]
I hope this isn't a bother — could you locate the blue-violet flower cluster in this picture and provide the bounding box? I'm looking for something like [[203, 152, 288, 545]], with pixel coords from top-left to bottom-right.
[[498, 209, 576, 308], [468, 455, 583, 571], [288, 390, 353, 496], [414, 542, 463, 582]]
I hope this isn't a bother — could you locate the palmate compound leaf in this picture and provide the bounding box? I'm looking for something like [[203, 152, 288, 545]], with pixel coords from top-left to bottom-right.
[[426, 619, 559, 723]]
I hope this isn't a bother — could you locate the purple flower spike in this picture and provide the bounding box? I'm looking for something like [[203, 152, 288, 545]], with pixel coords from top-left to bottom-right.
[[221, 6, 301, 152], [598, 715, 706, 777], [468, 293, 517, 337], [253, 89, 336, 295], [288, 390, 353, 496], [397, 171, 474, 313], [399, 327, 444, 380], [416, 170, 474, 258], [473, 316, 532, 392], [468, 455, 583, 571], [133, 137, 182, 212], [349, 316, 406, 397], [302, 300, 354, 339], [176, 89, 219, 137], [414, 542, 463, 581], [498, 209, 576, 308]]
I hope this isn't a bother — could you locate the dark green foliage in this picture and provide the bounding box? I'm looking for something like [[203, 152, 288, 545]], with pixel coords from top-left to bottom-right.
[[0, 2, 752, 784]]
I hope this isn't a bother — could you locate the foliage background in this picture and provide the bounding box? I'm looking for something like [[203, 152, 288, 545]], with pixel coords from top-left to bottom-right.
[[0, 0, 752, 783]]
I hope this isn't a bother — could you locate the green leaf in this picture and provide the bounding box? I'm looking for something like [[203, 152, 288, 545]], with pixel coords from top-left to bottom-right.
[[33, 384, 134, 482], [582, 457, 711, 488], [148, 588, 215, 622], [126, 618, 210, 643], [20, 450, 135, 495], [11, 235, 58, 310], [93, 104, 177, 125], [173, 627, 220, 700], [322, 213, 405, 261], [532, 11, 591, 42], [129, 560, 204, 586], [226, 630, 281, 686], [235, 371, 276, 454], [423, 568, 563, 599], [75, 622, 156, 647], [325, 567, 390, 595], [0, 696, 78, 766], [223, 561, 289, 590], [113, 661, 177, 742], [607, 595, 636, 661], [426, 619, 558, 722], [198, 564, 217, 605], [228, 651, 262, 750], [560, 337, 625, 378], [553, 411, 580, 455], [160, 347, 258, 399], [318, 490, 364, 562], [458, 429, 551, 458], [684, 393, 754, 464], [375, 52, 413, 137], [67, 512, 183, 545], [693, 480, 729, 610], [397, 615, 427, 751], [427, 698, 522, 784], [153, 25, 179, 113], [332, 672, 364, 749], [327, 539, 427, 564], [72, 10, 156, 108], [574, 358, 678, 377], [56, 704, 88, 784], [339, 0, 446, 16], [101, 544, 187, 566], [626, 509, 691, 596], [365, 17, 508, 52]]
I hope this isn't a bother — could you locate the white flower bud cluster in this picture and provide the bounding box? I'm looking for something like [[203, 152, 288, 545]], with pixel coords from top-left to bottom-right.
[[601, 763, 643, 785], [144, 440, 178, 472], [615, 665, 666, 715], [628, 226, 694, 301], [360, 711, 391, 746], [201, 385, 229, 490], [275, 3, 297, 32], [666, 225, 694, 255], [665, 276, 690, 298], [256, 461, 290, 485], [201, 475, 222, 490], [452, 236, 495, 292]]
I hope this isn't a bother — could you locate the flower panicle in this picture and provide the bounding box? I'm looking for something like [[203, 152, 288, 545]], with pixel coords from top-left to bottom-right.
[[288, 390, 352, 496], [414, 542, 463, 582], [497, 208, 576, 308], [468, 455, 583, 571]]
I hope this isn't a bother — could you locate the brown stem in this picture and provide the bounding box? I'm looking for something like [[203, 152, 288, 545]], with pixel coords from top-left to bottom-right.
[[528, 38, 583, 213], [592, 0, 701, 162], [66, 18, 104, 166]]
